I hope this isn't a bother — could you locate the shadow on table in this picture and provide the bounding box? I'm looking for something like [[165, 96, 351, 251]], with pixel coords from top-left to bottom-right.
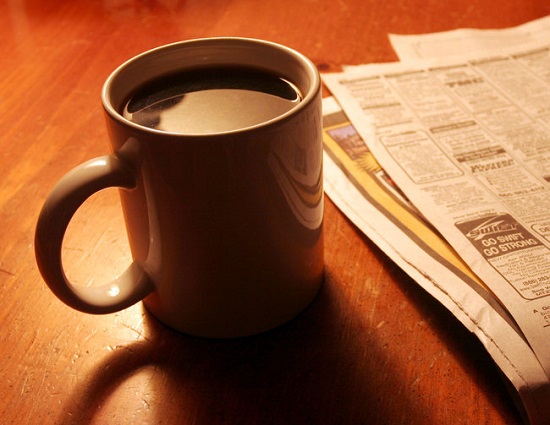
[[58, 257, 516, 425]]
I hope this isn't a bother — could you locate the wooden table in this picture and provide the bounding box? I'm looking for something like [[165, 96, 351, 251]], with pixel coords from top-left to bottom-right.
[[1, 1, 549, 424]]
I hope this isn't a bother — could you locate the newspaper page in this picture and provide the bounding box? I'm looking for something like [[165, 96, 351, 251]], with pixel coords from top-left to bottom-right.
[[389, 14, 550, 61], [322, 35, 550, 424], [322, 97, 550, 425]]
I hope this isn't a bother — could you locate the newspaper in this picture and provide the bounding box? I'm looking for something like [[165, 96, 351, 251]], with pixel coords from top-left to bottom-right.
[[322, 17, 550, 425], [389, 15, 550, 61]]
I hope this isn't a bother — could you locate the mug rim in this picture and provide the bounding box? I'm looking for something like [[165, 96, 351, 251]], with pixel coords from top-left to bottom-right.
[[101, 37, 321, 138]]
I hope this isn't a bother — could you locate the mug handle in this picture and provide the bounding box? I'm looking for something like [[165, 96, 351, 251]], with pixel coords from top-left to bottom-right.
[[35, 155, 155, 314]]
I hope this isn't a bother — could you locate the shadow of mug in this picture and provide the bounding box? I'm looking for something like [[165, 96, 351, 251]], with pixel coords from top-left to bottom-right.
[[58, 270, 430, 425]]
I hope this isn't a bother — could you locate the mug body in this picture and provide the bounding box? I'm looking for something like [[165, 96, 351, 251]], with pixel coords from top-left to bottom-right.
[[102, 38, 324, 338]]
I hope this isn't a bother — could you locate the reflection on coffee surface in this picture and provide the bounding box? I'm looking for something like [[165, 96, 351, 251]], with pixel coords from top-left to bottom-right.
[[123, 66, 302, 134]]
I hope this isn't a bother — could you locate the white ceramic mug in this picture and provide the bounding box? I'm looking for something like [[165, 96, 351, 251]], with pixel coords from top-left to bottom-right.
[[35, 38, 324, 338]]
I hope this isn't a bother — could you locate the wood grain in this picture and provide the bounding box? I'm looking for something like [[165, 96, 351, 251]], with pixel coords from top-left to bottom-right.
[[1, 0, 549, 423]]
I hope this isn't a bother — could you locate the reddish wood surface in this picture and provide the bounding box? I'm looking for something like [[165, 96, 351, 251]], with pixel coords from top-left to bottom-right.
[[1, 1, 549, 424]]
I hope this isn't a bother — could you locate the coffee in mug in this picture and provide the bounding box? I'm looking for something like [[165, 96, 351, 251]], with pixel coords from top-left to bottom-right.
[[123, 66, 302, 133]]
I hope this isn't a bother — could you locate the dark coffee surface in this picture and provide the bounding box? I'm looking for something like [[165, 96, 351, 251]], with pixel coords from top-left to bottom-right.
[[123, 67, 302, 134]]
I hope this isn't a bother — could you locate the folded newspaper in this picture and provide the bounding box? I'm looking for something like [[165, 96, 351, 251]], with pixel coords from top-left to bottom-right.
[[321, 15, 550, 425]]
